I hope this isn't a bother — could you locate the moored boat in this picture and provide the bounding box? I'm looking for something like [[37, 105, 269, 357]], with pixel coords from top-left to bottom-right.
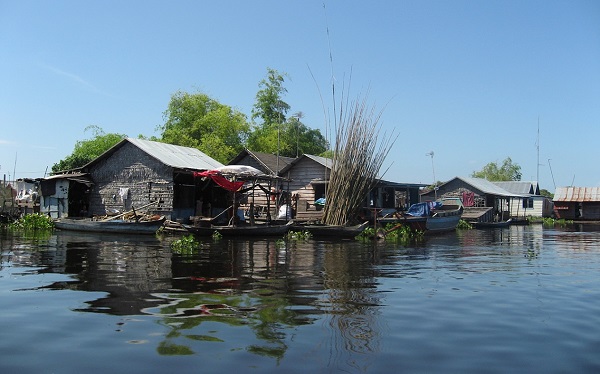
[[473, 218, 512, 229], [54, 216, 165, 235], [381, 198, 463, 234], [184, 220, 293, 237], [291, 221, 369, 239]]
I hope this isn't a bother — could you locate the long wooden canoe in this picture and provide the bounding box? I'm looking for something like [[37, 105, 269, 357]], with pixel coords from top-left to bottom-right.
[[184, 221, 293, 237], [54, 217, 165, 235], [291, 221, 369, 238]]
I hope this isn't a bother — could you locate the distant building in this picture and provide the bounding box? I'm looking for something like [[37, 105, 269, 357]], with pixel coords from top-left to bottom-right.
[[553, 187, 600, 220], [420, 177, 552, 222]]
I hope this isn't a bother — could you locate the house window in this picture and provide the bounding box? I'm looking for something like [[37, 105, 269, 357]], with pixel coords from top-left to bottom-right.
[[523, 198, 533, 209]]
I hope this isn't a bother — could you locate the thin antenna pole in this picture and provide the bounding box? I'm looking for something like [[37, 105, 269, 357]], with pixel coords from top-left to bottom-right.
[[12, 152, 17, 183], [548, 158, 556, 189], [426, 151, 436, 200], [536, 117, 540, 183]]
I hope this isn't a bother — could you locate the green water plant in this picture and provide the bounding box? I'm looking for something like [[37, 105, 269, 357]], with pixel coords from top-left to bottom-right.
[[284, 230, 312, 241], [9, 213, 54, 231], [456, 219, 473, 230], [358, 223, 424, 244], [542, 217, 572, 227], [170, 235, 202, 254]]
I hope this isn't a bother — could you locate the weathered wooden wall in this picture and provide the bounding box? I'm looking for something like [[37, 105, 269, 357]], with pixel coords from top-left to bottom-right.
[[284, 157, 330, 204], [88, 142, 174, 218]]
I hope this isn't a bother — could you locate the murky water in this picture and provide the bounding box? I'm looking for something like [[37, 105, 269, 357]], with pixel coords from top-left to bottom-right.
[[1, 224, 600, 373]]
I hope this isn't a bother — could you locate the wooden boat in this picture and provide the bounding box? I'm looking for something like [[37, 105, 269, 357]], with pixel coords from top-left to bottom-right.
[[291, 221, 369, 239], [54, 216, 165, 235], [381, 198, 463, 234], [473, 218, 512, 229], [184, 220, 293, 237]]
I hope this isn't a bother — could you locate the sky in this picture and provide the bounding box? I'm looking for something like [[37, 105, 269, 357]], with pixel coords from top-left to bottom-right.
[[1, 0, 599, 191]]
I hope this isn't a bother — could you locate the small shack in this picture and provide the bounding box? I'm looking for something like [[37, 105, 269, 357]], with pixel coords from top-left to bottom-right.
[[553, 187, 600, 220], [42, 138, 224, 221]]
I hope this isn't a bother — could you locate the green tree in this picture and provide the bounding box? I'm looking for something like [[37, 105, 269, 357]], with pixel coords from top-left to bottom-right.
[[280, 113, 328, 157], [540, 188, 554, 199], [52, 126, 125, 173], [158, 91, 249, 164], [251, 68, 290, 126], [471, 157, 522, 181], [248, 69, 328, 157]]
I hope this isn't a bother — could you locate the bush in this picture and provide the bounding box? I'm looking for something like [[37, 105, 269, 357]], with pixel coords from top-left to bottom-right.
[[9, 213, 54, 231], [170, 235, 202, 254]]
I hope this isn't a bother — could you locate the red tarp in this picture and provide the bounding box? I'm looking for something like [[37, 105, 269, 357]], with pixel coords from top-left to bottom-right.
[[194, 171, 245, 192]]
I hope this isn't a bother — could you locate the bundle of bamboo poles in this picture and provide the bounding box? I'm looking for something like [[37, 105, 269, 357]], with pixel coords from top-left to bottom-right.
[[323, 94, 396, 226]]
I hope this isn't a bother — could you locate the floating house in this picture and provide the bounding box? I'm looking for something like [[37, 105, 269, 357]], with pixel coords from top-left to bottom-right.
[[41, 138, 224, 221], [420, 176, 552, 222], [228, 149, 294, 176], [553, 187, 600, 220], [493, 181, 553, 219], [228, 149, 295, 215], [278, 154, 425, 221]]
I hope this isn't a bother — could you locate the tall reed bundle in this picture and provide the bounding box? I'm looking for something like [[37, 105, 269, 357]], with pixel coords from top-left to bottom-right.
[[323, 94, 396, 226]]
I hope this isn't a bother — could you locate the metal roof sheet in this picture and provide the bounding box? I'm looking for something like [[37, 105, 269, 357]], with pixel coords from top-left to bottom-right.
[[458, 177, 525, 197], [493, 181, 538, 195], [553, 187, 600, 202], [126, 138, 224, 170]]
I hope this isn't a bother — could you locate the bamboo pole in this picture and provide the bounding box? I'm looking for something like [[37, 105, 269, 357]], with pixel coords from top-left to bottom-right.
[[102, 201, 157, 221]]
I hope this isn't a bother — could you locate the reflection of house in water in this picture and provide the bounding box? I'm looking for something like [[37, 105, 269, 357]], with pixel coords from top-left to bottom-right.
[[51, 233, 172, 315]]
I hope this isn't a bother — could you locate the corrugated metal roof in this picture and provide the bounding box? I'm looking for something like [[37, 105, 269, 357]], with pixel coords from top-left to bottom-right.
[[458, 177, 525, 197], [493, 181, 538, 195], [125, 138, 224, 170], [304, 154, 333, 168], [280, 154, 332, 175], [553, 187, 600, 202]]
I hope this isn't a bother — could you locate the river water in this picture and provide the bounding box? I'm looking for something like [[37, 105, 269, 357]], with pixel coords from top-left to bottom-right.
[[1, 224, 600, 373]]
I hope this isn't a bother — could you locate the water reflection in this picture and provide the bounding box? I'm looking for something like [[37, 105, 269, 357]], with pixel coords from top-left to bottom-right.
[[1, 223, 599, 372]]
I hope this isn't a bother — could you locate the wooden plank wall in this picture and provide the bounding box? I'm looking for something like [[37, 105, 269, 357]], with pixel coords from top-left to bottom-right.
[[88, 142, 174, 217]]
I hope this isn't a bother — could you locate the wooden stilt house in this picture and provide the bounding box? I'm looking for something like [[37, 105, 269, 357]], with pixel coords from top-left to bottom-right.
[[41, 138, 224, 221]]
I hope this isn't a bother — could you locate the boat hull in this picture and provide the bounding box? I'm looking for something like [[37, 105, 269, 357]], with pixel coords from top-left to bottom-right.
[[184, 221, 292, 237], [54, 218, 165, 235], [291, 221, 369, 238], [400, 214, 461, 233]]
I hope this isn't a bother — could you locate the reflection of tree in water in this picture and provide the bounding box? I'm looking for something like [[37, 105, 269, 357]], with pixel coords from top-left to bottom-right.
[[321, 242, 382, 372], [145, 289, 306, 358], [147, 239, 318, 359]]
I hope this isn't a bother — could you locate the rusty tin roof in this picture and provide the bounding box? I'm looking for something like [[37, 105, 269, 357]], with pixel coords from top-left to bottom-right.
[[553, 187, 600, 202]]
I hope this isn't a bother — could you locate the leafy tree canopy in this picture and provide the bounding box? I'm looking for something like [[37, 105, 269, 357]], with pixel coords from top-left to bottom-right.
[[158, 91, 250, 163], [248, 69, 328, 157], [52, 126, 125, 173], [471, 157, 522, 181], [251, 68, 290, 126]]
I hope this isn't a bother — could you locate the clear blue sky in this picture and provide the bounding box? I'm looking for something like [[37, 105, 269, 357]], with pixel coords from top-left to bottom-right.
[[1, 0, 599, 191]]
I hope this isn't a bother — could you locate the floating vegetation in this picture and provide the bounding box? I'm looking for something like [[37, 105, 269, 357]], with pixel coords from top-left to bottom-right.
[[386, 224, 423, 243], [212, 231, 222, 240], [284, 230, 312, 241], [9, 213, 54, 231], [456, 219, 473, 230], [357, 223, 423, 245], [542, 217, 572, 227], [170, 235, 202, 254]]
